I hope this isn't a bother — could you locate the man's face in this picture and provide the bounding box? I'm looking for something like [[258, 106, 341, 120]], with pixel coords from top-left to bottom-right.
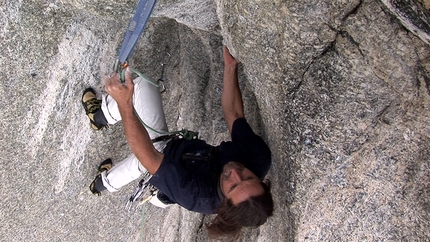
[[220, 162, 264, 205]]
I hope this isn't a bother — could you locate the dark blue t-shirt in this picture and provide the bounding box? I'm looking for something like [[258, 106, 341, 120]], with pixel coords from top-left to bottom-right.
[[149, 118, 271, 214]]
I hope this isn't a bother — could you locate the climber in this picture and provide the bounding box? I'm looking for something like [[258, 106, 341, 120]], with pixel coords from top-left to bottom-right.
[[81, 46, 274, 238]]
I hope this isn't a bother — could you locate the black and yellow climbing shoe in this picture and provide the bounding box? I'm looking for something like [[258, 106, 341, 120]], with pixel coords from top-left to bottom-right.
[[81, 87, 108, 130], [89, 158, 113, 196]]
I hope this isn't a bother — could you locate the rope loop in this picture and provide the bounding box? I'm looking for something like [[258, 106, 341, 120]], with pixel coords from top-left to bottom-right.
[[126, 68, 199, 141]]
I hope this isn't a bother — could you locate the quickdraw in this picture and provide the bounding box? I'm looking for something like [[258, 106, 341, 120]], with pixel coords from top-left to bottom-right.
[[115, 0, 157, 74]]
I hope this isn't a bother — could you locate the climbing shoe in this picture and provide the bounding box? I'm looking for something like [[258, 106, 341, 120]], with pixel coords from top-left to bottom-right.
[[81, 87, 108, 130], [89, 158, 113, 196]]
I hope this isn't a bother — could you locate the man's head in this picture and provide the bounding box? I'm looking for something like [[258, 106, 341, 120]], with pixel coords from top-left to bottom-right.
[[220, 162, 265, 204], [207, 161, 274, 239]]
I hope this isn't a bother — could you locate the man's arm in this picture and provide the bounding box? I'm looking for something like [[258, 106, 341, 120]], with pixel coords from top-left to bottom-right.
[[222, 46, 244, 134], [104, 68, 164, 174]]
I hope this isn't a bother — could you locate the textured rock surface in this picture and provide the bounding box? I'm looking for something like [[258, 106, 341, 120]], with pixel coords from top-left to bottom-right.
[[1, 0, 429, 241]]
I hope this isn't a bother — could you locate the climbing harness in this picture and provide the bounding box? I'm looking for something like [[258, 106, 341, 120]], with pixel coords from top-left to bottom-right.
[[125, 128, 199, 211]]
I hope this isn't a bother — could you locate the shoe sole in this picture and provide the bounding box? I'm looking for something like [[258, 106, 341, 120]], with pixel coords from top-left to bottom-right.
[[81, 87, 107, 130], [81, 87, 97, 113]]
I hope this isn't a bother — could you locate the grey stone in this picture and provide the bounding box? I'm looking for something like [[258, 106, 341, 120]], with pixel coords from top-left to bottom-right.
[[1, 0, 429, 241], [381, 0, 430, 45]]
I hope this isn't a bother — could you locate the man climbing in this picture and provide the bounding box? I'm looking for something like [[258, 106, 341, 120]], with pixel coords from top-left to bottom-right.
[[82, 46, 273, 238]]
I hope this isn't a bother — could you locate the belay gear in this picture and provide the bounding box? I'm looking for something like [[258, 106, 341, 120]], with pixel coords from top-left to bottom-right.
[[156, 46, 171, 93], [125, 171, 156, 210]]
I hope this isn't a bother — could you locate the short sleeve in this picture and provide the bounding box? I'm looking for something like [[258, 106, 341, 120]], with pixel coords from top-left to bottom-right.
[[231, 118, 258, 142], [222, 118, 272, 179]]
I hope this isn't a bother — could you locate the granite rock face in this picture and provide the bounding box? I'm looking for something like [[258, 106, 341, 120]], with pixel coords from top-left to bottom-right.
[[1, 0, 429, 241]]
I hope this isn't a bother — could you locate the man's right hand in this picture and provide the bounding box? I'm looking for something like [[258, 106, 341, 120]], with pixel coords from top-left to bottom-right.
[[223, 46, 238, 67], [104, 67, 135, 108], [222, 46, 244, 134]]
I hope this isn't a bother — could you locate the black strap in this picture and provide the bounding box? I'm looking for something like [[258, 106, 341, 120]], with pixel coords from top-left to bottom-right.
[[151, 134, 179, 143]]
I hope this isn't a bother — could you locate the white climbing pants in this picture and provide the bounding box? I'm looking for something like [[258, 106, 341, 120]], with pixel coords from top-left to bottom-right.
[[100, 74, 170, 193]]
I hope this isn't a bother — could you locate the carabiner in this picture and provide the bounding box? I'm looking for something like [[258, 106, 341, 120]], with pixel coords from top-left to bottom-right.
[[157, 79, 166, 93]]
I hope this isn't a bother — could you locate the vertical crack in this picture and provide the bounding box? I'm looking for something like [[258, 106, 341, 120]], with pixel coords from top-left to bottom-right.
[[342, 0, 363, 22], [376, 102, 393, 125], [339, 30, 364, 56], [287, 0, 364, 100]]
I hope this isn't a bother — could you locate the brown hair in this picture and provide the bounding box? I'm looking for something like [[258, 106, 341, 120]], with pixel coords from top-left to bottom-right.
[[207, 180, 273, 240]]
